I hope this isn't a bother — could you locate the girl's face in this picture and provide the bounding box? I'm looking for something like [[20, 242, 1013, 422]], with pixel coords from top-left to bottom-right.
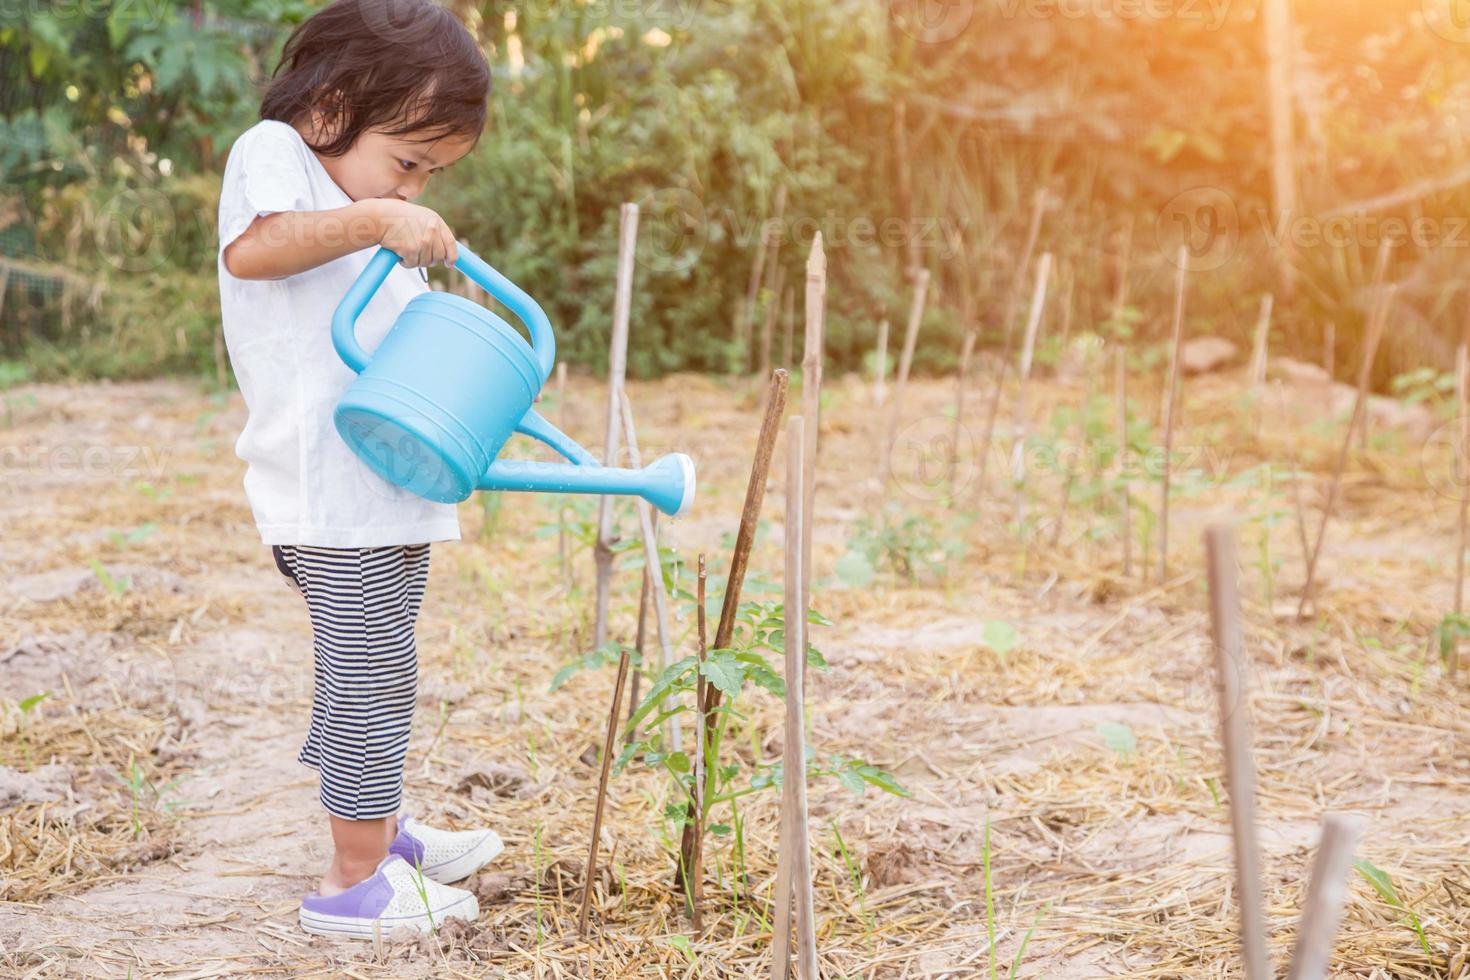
[[296, 114, 476, 204]]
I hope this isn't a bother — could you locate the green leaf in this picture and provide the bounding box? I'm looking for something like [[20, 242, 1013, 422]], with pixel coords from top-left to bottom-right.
[[662, 934, 696, 963], [982, 620, 1017, 655], [698, 650, 744, 699], [665, 751, 690, 773], [708, 823, 732, 835], [1355, 859, 1432, 955], [856, 765, 912, 798], [624, 656, 697, 733], [19, 691, 51, 713], [837, 768, 866, 795], [806, 644, 829, 671], [1096, 722, 1137, 756]]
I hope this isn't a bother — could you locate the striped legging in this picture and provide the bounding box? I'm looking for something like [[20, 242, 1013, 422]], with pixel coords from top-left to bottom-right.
[[272, 543, 431, 820]]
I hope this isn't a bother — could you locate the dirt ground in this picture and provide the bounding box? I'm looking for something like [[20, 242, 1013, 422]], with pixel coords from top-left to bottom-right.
[[1, 366, 1468, 978]]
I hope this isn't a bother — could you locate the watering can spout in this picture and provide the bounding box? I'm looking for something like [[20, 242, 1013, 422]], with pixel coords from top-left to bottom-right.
[[478, 452, 696, 518]]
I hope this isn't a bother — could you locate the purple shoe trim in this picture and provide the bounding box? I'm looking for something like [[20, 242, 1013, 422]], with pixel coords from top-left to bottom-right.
[[389, 823, 426, 868], [300, 855, 397, 918]]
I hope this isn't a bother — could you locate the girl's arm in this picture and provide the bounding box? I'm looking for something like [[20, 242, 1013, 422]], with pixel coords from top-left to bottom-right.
[[223, 198, 459, 281]]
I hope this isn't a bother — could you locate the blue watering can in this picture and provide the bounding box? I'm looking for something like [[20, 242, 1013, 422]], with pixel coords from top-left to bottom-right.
[[330, 245, 695, 517]]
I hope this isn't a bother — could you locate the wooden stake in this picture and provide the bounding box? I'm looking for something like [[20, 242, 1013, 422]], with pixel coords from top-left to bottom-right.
[[1203, 525, 1272, 980], [882, 267, 931, 495], [676, 369, 789, 889], [1116, 345, 1132, 578], [691, 554, 708, 930], [1249, 294, 1274, 389], [593, 203, 639, 652], [1299, 244, 1393, 618], [1284, 814, 1362, 980], [1010, 252, 1054, 528], [801, 235, 826, 672], [771, 416, 817, 980], [1159, 246, 1188, 580], [759, 263, 785, 380], [873, 318, 890, 406], [1323, 321, 1335, 379], [578, 629, 632, 934], [1454, 322, 1470, 679], [618, 391, 681, 754]]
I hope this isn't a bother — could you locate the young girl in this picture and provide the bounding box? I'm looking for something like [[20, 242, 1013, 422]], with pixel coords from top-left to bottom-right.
[[216, 0, 502, 939]]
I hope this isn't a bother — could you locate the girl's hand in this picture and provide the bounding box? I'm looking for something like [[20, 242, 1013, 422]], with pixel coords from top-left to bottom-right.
[[369, 199, 459, 269]]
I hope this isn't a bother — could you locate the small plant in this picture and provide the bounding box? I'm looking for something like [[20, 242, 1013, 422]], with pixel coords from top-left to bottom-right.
[[837, 505, 968, 587], [110, 754, 184, 837], [108, 523, 159, 549], [11, 691, 51, 768], [1435, 612, 1470, 667], [1355, 858, 1432, 955], [830, 819, 873, 936], [609, 600, 910, 905], [404, 852, 439, 934], [88, 557, 132, 596], [1095, 721, 1137, 758], [1390, 366, 1455, 418]]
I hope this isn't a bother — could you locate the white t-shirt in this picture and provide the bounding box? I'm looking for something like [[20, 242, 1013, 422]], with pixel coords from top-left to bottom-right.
[[216, 119, 462, 548]]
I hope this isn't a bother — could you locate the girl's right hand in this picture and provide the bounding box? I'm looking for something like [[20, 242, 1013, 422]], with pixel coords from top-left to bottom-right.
[[370, 199, 459, 269]]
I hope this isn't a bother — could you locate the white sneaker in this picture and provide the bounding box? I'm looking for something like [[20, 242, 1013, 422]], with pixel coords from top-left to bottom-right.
[[298, 853, 479, 939], [389, 812, 505, 884]]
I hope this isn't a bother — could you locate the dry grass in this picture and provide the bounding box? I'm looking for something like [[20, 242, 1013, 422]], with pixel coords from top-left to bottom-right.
[[0, 362, 1467, 977]]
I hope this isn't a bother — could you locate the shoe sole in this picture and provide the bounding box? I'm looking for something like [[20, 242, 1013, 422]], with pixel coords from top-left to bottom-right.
[[298, 893, 479, 939], [421, 830, 505, 885]]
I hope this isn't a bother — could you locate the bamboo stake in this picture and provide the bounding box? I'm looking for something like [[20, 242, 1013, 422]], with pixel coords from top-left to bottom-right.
[[1249, 294, 1274, 389], [1299, 244, 1393, 618], [1284, 814, 1362, 980], [1159, 245, 1188, 580], [771, 416, 817, 980], [1323, 321, 1335, 379], [759, 263, 785, 380], [618, 391, 681, 754], [872, 318, 890, 406], [578, 626, 632, 935], [691, 554, 708, 930], [1453, 323, 1470, 679], [801, 235, 826, 678], [882, 267, 931, 495], [1116, 345, 1132, 578], [1203, 525, 1272, 980], [593, 203, 639, 652], [1010, 252, 1054, 528], [677, 369, 789, 889]]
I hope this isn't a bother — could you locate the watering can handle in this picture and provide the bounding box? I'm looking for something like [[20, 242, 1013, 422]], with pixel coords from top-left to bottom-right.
[[331, 245, 557, 383]]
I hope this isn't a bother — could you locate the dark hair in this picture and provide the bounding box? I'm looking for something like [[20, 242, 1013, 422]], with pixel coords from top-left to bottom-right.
[[260, 0, 490, 157]]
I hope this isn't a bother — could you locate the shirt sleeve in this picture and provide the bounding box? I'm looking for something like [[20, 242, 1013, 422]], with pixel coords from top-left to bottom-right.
[[218, 123, 316, 259]]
